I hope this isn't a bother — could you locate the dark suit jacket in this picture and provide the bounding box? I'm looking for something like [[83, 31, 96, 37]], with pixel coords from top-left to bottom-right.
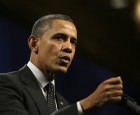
[[0, 65, 79, 115]]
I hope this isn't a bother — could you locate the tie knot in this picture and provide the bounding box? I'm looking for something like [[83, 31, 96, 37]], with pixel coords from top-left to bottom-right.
[[47, 82, 54, 93], [44, 82, 55, 99], [44, 82, 54, 91]]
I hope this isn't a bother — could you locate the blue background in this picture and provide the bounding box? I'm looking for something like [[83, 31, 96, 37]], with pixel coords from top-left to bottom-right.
[[0, 15, 139, 115]]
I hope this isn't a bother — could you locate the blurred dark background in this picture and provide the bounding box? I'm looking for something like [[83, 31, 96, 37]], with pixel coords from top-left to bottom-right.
[[0, 0, 140, 115]]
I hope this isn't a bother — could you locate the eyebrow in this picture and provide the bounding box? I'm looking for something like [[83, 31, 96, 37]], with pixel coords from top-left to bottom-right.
[[53, 33, 67, 38], [53, 33, 77, 40]]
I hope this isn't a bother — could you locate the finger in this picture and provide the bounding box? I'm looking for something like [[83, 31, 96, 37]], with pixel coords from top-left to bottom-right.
[[109, 96, 122, 102], [105, 84, 123, 91], [105, 76, 122, 85], [118, 76, 123, 84], [105, 90, 123, 99], [106, 91, 123, 102], [108, 90, 123, 97]]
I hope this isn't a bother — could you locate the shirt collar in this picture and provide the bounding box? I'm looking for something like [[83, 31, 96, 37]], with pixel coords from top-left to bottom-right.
[[27, 61, 55, 88]]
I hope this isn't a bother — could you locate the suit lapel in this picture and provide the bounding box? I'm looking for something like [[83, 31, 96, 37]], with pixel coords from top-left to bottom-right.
[[56, 91, 69, 110], [19, 65, 50, 115]]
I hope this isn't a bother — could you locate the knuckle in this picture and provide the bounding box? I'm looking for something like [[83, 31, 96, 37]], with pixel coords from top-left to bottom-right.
[[117, 96, 122, 101], [104, 85, 111, 92], [105, 92, 110, 97], [120, 90, 123, 95], [119, 84, 123, 89]]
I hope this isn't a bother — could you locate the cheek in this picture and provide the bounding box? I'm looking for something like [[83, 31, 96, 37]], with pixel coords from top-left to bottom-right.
[[46, 44, 61, 57], [68, 50, 75, 64], [71, 49, 75, 58]]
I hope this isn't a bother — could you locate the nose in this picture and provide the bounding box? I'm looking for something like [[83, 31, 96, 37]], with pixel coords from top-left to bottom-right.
[[62, 40, 72, 53]]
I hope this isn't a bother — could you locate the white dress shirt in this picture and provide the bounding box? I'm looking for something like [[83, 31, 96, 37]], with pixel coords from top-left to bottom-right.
[[27, 61, 84, 115]]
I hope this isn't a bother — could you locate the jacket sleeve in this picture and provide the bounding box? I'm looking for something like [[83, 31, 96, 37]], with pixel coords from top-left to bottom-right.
[[0, 75, 30, 115], [52, 104, 79, 115]]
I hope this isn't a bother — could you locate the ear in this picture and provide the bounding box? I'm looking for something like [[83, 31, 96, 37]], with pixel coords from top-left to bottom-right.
[[28, 35, 39, 53]]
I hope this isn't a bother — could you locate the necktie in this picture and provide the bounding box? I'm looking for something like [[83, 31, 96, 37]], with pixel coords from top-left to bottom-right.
[[45, 82, 57, 113]]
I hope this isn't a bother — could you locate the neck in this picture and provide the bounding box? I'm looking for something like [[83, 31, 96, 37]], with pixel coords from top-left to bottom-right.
[[29, 58, 55, 81], [46, 71, 56, 81]]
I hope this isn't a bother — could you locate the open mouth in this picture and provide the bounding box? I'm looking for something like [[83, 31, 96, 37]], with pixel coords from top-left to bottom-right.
[[59, 56, 70, 64]]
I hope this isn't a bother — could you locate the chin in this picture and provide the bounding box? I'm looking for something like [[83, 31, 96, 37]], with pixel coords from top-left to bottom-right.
[[59, 68, 67, 74], [50, 64, 69, 75], [55, 66, 68, 75]]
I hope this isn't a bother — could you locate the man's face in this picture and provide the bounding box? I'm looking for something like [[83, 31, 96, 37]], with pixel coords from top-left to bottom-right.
[[36, 19, 77, 74]]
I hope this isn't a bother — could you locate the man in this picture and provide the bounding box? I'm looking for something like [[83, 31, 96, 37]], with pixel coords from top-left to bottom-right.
[[0, 14, 123, 115]]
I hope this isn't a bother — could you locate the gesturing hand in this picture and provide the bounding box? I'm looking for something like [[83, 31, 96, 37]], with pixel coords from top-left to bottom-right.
[[80, 76, 123, 112]]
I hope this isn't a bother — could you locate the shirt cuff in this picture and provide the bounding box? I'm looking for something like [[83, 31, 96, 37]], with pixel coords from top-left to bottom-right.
[[77, 101, 84, 115]]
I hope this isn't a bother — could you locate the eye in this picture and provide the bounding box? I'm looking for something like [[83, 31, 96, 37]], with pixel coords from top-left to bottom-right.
[[55, 35, 63, 40], [53, 33, 66, 41], [71, 38, 77, 47]]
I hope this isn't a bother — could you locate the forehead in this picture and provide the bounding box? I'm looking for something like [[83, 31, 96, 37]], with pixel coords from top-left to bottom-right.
[[49, 19, 77, 38]]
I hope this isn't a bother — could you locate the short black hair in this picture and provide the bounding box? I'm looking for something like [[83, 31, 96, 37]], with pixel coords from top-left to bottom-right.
[[31, 14, 74, 37]]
